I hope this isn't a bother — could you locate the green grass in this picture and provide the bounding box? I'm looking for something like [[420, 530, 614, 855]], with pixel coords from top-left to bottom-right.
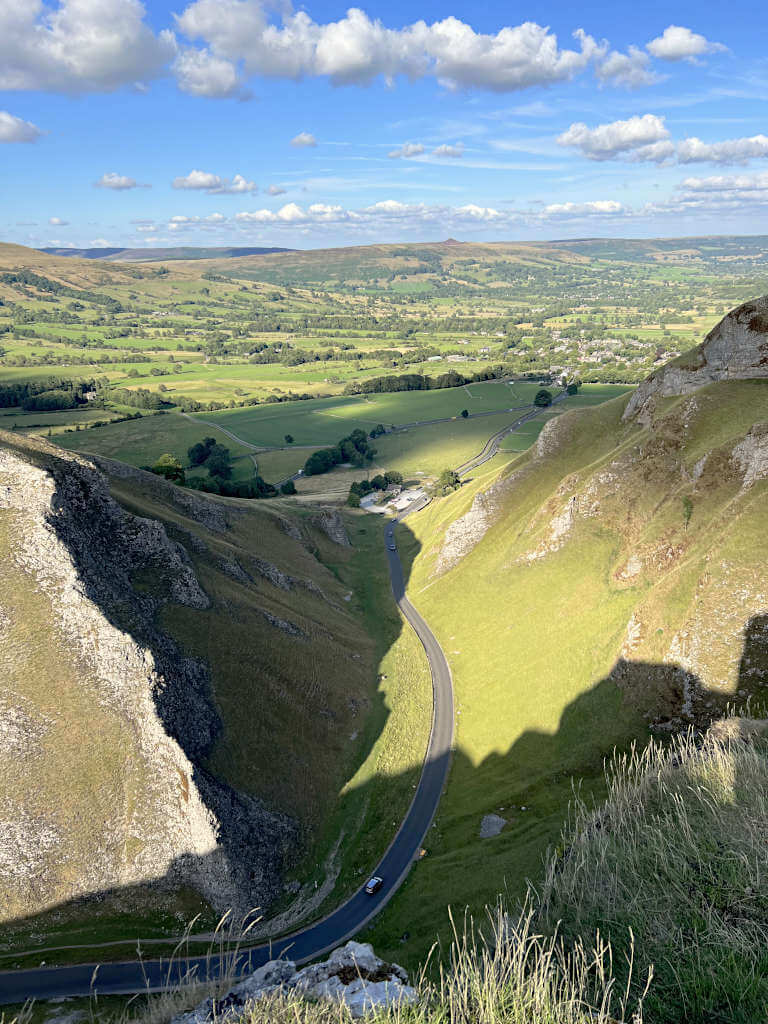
[[363, 380, 768, 966]]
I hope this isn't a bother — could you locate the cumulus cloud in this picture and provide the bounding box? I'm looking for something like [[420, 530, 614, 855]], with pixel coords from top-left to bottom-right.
[[172, 169, 258, 193], [173, 47, 241, 96], [388, 142, 425, 159], [676, 135, 768, 165], [595, 47, 658, 88], [94, 172, 147, 189], [48, 216, 69, 225], [0, 110, 42, 142], [646, 25, 727, 62], [174, 4, 610, 93], [267, 184, 287, 195], [433, 142, 464, 158], [680, 172, 768, 193], [0, 0, 175, 93], [543, 200, 624, 216], [218, 195, 626, 233], [291, 132, 317, 147], [558, 114, 671, 161], [559, 118, 768, 167]]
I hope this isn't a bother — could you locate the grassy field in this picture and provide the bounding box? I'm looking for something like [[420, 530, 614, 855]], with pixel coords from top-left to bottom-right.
[[359, 380, 768, 966]]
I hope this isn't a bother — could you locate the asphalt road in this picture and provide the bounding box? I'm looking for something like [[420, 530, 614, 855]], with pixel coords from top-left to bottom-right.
[[0, 502, 454, 1005]]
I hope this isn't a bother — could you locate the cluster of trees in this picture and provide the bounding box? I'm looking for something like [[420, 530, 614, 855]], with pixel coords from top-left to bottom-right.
[[533, 389, 553, 407], [187, 436, 234, 480], [112, 387, 167, 410], [434, 469, 461, 496], [346, 470, 403, 507], [0, 377, 97, 409], [345, 366, 546, 397], [303, 428, 377, 476], [0, 270, 123, 313]]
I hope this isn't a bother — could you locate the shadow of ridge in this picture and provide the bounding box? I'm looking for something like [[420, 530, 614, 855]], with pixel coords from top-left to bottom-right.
[[4, 439, 767, 984], [0, 438, 412, 940]]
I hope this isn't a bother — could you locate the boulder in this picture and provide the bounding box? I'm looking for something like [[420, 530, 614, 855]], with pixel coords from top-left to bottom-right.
[[169, 940, 418, 1022]]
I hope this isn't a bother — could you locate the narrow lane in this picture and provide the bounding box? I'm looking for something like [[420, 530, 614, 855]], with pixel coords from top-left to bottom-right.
[[0, 504, 453, 1004]]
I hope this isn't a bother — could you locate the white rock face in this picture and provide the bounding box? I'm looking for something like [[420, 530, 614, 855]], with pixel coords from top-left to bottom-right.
[[624, 295, 768, 422], [171, 941, 417, 1022]]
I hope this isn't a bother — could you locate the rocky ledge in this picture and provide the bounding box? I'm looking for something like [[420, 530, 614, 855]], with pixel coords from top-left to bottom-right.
[[173, 941, 417, 1022], [624, 294, 768, 422]]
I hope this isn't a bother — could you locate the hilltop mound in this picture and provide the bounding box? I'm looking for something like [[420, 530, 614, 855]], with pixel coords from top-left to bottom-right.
[[624, 294, 768, 421], [0, 431, 400, 934]]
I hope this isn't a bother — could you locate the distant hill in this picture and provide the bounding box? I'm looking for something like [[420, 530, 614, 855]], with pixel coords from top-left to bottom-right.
[[41, 245, 294, 262]]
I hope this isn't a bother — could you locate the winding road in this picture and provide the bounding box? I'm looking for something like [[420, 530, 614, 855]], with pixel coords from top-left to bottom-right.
[[0, 501, 453, 1004], [0, 395, 564, 1004]]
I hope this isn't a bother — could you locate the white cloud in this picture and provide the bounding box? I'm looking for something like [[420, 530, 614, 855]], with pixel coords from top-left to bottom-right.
[[173, 47, 240, 97], [388, 142, 425, 159], [558, 114, 671, 161], [646, 25, 726, 62], [680, 173, 768, 193], [267, 184, 286, 195], [175, 4, 608, 93], [95, 171, 146, 189], [48, 216, 69, 226], [0, 110, 42, 142], [595, 47, 658, 88], [291, 131, 317, 147], [676, 134, 768, 165], [0, 0, 175, 93], [172, 169, 258, 193], [543, 200, 624, 216], [433, 143, 464, 158], [559, 119, 768, 167]]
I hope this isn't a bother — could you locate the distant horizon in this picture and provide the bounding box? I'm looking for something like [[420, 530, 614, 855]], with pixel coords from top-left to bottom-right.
[[24, 230, 768, 258]]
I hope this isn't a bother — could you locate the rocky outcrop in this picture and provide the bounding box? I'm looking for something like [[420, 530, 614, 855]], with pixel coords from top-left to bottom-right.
[[0, 434, 296, 919], [623, 295, 768, 421], [309, 509, 351, 547], [171, 942, 417, 1023]]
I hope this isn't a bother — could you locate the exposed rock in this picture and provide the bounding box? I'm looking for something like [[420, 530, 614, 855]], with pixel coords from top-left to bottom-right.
[[0, 434, 297, 918], [171, 941, 417, 1023], [218, 558, 253, 584], [479, 813, 507, 838], [310, 509, 351, 547], [262, 609, 306, 639], [624, 295, 768, 422], [731, 422, 768, 489]]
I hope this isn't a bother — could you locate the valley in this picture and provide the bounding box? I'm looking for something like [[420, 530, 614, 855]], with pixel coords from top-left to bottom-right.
[[1, 241, 768, 1024]]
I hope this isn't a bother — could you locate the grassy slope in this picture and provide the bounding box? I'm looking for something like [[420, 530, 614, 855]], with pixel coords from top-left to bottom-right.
[[363, 380, 768, 966], [0, 438, 431, 959]]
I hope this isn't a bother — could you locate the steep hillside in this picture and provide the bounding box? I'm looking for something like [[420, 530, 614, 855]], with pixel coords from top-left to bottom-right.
[[369, 299, 768, 958], [0, 431, 430, 948]]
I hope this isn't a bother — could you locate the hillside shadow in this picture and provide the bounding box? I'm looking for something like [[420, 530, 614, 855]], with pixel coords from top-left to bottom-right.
[[0, 438, 406, 942], [3, 460, 768, 986]]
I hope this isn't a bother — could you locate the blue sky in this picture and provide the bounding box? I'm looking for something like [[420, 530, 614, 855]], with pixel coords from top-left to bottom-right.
[[2, 0, 767, 249]]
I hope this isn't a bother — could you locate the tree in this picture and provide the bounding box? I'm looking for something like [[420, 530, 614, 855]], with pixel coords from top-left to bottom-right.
[[682, 496, 693, 531], [435, 468, 461, 495], [534, 388, 553, 407], [284, 434, 294, 444], [152, 453, 185, 484], [206, 444, 232, 480], [280, 479, 297, 495], [188, 436, 217, 466], [371, 474, 387, 490], [384, 470, 403, 486], [566, 380, 581, 396], [460, 408, 469, 418]]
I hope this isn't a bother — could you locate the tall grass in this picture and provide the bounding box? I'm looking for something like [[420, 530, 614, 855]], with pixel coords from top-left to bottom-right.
[[116, 902, 646, 1024], [538, 725, 768, 1023]]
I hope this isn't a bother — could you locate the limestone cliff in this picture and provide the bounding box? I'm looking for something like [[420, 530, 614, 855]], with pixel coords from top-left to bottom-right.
[[0, 434, 298, 921], [623, 294, 768, 422]]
